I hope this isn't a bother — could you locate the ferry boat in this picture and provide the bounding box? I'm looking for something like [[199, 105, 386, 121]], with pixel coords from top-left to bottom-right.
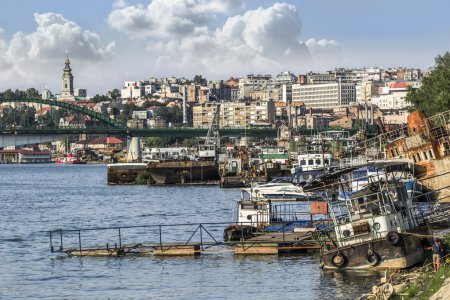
[[55, 153, 87, 164], [304, 159, 428, 270]]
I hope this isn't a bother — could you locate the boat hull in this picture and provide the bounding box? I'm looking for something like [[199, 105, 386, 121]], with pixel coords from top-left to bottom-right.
[[321, 233, 425, 270], [148, 161, 219, 184]]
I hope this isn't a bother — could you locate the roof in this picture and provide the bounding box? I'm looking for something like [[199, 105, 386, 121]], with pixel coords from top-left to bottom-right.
[[303, 159, 414, 191], [0, 149, 50, 155], [388, 82, 410, 89], [89, 137, 124, 145]]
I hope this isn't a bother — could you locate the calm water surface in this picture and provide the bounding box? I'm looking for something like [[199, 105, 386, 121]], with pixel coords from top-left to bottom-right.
[[0, 164, 381, 299]]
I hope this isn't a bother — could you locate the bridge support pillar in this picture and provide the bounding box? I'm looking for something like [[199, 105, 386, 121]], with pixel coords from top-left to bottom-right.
[[127, 137, 141, 162]]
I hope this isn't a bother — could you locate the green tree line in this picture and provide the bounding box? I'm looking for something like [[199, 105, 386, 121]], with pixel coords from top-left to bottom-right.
[[407, 52, 450, 116]]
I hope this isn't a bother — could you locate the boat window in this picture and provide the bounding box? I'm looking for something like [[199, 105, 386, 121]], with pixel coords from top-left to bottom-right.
[[352, 170, 367, 180], [423, 151, 428, 160], [315, 159, 321, 165], [241, 204, 254, 209], [308, 159, 314, 165], [428, 149, 434, 159], [300, 160, 306, 165]]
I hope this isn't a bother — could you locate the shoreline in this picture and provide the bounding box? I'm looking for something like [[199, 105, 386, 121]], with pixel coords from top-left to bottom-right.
[[364, 232, 450, 299]]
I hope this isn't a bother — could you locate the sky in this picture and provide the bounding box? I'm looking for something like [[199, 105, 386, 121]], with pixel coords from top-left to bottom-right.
[[0, 0, 449, 95]]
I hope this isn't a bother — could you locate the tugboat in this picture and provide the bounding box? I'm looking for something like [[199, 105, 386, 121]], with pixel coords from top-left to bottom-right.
[[304, 160, 428, 270]]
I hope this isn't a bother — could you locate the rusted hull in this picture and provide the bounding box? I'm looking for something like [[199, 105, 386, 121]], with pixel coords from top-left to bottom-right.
[[107, 163, 148, 184], [321, 234, 425, 270], [148, 161, 219, 184], [418, 171, 450, 202]]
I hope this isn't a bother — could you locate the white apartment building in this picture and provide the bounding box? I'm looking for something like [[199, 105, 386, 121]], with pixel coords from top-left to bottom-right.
[[193, 101, 275, 128], [121, 81, 143, 99], [371, 91, 409, 110], [371, 82, 417, 110], [291, 82, 356, 108]]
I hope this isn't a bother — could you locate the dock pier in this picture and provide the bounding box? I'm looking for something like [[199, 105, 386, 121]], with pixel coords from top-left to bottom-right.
[[48, 222, 320, 258]]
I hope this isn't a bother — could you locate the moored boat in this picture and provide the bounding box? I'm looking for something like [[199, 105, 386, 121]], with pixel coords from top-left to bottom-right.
[[55, 153, 87, 164], [147, 160, 219, 184], [305, 159, 428, 270]]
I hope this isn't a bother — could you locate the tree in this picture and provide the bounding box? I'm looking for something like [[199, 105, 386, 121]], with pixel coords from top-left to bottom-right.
[[107, 89, 121, 100], [3, 89, 15, 100], [144, 137, 169, 148], [193, 75, 207, 86], [92, 94, 110, 103], [406, 52, 450, 116], [26, 88, 40, 99]]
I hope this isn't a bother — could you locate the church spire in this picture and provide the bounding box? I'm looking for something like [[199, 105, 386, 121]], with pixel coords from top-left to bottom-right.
[[61, 51, 74, 99]]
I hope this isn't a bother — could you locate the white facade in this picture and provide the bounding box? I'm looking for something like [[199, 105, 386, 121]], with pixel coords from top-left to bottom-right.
[[121, 81, 143, 99], [371, 91, 409, 110], [292, 82, 356, 108]]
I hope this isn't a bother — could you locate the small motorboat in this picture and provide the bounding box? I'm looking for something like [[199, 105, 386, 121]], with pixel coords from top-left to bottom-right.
[[55, 153, 87, 164]]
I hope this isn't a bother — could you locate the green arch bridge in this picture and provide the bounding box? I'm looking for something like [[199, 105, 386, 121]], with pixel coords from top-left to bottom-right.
[[0, 98, 278, 138]]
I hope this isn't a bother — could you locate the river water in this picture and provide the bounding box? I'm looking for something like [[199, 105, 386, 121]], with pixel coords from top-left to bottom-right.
[[0, 164, 381, 299]]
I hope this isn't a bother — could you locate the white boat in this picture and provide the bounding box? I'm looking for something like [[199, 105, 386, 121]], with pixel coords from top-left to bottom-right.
[[241, 180, 319, 201], [223, 197, 322, 242]]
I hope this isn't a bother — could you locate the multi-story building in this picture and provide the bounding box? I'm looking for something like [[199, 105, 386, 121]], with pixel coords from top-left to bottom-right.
[[238, 74, 272, 100], [74, 88, 87, 98], [370, 82, 414, 110], [121, 81, 143, 99], [209, 80, 231, 100], [291, 82, 356, 108], [275, 71, 296, 84], [193, 100, 275, 128]]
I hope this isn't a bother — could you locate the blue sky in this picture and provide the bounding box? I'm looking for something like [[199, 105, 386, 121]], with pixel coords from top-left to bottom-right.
[[0, 0, 449, 95]]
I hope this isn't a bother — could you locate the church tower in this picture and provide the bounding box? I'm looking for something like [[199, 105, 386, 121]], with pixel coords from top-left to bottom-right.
[[61, 51, 74, 99]]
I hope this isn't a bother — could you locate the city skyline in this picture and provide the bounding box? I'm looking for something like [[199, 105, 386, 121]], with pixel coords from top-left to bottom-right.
[[0, 0, 449, 95]]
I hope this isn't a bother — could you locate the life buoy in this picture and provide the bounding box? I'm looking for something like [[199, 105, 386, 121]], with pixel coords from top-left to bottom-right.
[[386, 231, 401, 246], [331, 253, 346, 267], [366, 252, 381, 267]]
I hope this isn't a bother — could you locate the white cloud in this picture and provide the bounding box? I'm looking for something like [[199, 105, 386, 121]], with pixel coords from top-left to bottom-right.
[[306, 38, 343, 70], [113, 0, 127, 9], [0, 13, 116, 92], [0, 27, 4, 34], [109, 1, 342, 78], [107, 0, 245, 39]]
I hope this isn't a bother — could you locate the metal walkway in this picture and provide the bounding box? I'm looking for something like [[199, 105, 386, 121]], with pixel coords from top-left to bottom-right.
[[48, 221, 319, 257]]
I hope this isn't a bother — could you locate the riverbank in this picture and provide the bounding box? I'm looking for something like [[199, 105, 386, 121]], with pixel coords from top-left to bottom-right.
[[363, 233, 450, 299]]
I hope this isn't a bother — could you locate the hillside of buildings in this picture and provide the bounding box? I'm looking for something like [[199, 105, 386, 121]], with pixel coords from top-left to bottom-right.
[[1, 52, 450, 160]]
